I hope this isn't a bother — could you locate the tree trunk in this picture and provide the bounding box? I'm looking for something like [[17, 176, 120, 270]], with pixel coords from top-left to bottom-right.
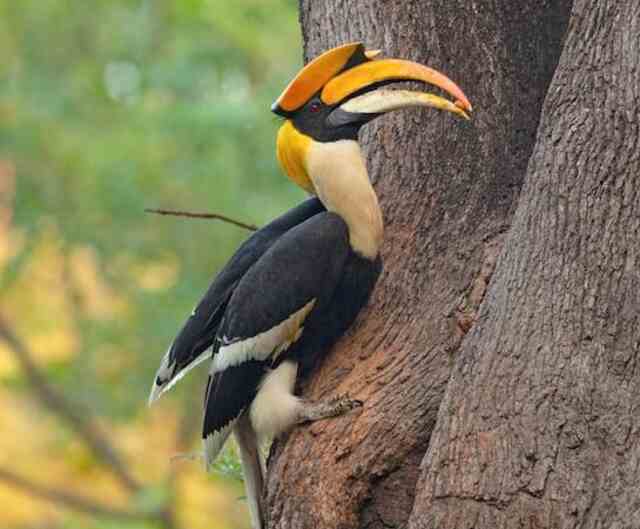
[[409, 1, 640, 528], [265, 2, 571, 528]]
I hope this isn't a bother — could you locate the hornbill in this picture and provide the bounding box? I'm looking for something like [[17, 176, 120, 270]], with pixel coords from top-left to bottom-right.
[[148, 42, 471, 528]]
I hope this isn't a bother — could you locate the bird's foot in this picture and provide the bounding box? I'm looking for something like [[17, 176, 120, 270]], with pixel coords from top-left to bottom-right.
[[297, 393, 363, 424], [327, 393, 363, 415]]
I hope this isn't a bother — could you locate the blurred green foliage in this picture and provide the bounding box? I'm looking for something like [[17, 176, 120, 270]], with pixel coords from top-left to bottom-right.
[[0, 0, 304, 414], [0, 1, 304, 527]]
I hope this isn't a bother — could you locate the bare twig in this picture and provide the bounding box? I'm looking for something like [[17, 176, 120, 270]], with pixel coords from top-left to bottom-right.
[[0, 467, 146, 522], [0, 315, 141, 493], [145, 208, 258, 231]]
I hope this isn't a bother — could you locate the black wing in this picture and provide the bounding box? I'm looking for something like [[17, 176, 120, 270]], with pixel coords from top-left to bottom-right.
[[201, 212, 351, 464], [148, 197, 325, 403]]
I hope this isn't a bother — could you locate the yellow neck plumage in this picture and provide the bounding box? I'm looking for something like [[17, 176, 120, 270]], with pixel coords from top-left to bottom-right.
[[276, 121, 383, 259], [276, 121, 315, 194]]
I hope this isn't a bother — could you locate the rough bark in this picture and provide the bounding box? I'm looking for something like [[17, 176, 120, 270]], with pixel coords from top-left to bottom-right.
[[265, 2, 571, 528], [409, 1, 640, 528]]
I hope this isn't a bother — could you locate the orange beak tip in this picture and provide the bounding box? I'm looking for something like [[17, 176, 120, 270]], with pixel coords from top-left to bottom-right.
[[455, 99, 473, 113]]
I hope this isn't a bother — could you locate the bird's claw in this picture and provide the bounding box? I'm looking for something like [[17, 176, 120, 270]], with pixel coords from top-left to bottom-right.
[[329, 393, 364, 416]]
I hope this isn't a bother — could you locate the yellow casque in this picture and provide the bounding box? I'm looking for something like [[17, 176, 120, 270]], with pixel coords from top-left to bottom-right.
[[273, 42, 364, 113]]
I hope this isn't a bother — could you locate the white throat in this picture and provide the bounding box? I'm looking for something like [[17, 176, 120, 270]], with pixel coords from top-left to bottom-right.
[[306, 140, 383, 259]]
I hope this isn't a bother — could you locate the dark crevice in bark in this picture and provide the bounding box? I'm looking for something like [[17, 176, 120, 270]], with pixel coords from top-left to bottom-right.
[[450, 232, 508, 353], [359, 443, 428, 529]]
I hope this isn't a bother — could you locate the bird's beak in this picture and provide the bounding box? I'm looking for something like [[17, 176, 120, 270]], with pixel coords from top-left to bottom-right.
[[324, 58, 472, 125]]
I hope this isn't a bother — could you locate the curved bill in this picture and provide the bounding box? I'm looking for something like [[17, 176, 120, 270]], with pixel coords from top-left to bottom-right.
[[321, 59, 472, 113], [339, 89, 471, 120]]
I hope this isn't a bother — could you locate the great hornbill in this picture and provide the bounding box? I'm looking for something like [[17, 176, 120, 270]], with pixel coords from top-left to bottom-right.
[[148, 42, 471, 528]]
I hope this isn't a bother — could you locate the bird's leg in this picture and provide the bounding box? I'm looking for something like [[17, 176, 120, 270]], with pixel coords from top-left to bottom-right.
[[296, 394, 363, 424]]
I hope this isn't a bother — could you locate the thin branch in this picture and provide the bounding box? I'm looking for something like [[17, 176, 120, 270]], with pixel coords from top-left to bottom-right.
[[0, 467, 146, 522], [0, 315, 141, 493], [145, 208, 258, 231]]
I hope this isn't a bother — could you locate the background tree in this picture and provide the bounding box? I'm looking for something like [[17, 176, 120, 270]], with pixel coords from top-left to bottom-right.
[[266, 1, 638, 528]]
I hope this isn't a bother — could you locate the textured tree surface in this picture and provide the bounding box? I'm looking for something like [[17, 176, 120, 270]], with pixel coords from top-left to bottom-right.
[[265, 2, 571, 528], [410, 1, 640, 528]]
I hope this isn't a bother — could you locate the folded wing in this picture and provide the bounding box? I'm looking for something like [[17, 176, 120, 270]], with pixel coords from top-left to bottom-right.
[[148, 198, 325, 404], [201, 211, 351, 464]]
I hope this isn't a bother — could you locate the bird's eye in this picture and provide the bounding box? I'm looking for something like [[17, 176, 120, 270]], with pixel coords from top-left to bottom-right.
[[309, 101, 321, 113]]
